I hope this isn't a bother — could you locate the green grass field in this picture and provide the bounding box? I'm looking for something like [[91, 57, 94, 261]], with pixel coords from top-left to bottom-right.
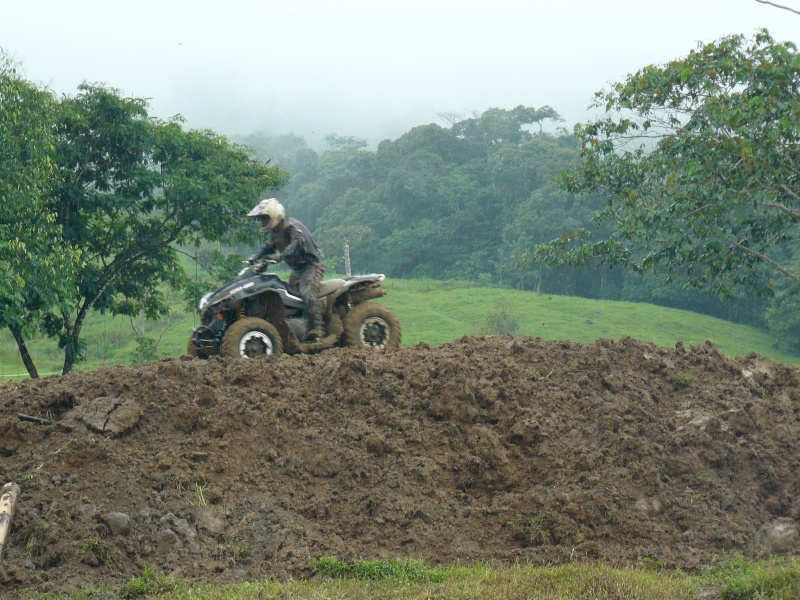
[[27, 556, 800, 599], [2, 277, 798, 380]]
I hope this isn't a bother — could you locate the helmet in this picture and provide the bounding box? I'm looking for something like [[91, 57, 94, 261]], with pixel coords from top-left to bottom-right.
[[247, 198, 285, 233]]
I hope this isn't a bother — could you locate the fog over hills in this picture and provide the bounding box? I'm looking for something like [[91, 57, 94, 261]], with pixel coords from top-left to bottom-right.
[[2, 1, 797, 147]]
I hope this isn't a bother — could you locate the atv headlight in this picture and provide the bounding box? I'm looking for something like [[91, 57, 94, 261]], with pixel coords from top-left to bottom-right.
[[198, 292, 213, 312]]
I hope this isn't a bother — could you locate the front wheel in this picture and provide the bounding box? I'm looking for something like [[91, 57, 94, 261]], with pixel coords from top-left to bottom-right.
[[342, 303, 401, 350], [220, 317, 283, 358], [186, 335, 206, 359]]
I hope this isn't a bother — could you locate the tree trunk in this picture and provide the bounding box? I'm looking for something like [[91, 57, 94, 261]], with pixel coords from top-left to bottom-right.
[[61, 307, 87, 375], [62, 325, 89, 375], [8, 324, 40, 379], [63, 341, 77, 375]]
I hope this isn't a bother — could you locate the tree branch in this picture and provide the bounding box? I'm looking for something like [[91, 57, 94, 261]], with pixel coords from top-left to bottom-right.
[[129, 314, 144, 337], [762, 201, 800, 219], [155, 314, 183, 348], [727, 238, 800, 282], [755, 0, 800, 14], [779, 184, 800, 203]]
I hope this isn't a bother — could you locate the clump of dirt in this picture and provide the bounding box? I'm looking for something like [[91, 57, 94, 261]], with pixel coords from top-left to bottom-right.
[[2, 335, 800, 595]]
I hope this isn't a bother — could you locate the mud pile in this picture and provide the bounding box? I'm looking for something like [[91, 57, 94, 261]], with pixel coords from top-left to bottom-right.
[[2, 335, 800, 594]]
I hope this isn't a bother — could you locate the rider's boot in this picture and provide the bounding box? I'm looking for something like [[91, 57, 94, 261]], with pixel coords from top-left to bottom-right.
[[306, 305, 325, 341]]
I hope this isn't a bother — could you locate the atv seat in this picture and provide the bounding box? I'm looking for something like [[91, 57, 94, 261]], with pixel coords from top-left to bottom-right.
[[319, 279, 346, 297]]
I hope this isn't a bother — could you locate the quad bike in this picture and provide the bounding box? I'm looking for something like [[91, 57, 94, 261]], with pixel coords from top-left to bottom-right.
[[187, 259, 401, 358]]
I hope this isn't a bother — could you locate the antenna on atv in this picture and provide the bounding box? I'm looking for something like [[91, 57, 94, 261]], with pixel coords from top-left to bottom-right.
[[344, 239, 352, 277]]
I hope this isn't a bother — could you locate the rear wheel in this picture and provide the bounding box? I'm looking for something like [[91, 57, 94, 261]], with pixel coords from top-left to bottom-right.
[[342, 303, 401, 350], [221, 317, 283, 358]]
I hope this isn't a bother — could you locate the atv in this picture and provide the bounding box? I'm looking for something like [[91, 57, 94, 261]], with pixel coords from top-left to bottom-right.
[[187, 259, 401, 358]]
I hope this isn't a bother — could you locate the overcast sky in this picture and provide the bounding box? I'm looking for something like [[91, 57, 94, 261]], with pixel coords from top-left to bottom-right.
[[2, 0, 798, 147]]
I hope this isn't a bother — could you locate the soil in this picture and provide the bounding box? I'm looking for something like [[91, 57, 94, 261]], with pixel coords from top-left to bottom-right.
[[2, 334, 800, 595]]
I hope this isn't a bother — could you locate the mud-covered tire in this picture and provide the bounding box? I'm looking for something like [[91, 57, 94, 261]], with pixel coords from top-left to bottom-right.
[[342, 303, 401, 350], [220, 317, 283, 358], [186, 335, 204, 359]]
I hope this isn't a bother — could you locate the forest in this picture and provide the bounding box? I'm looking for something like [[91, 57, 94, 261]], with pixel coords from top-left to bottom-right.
[[232, 111, 766, 330]]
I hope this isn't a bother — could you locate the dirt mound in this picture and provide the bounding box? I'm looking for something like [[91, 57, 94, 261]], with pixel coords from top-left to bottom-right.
[[2, 335, 800, 594]]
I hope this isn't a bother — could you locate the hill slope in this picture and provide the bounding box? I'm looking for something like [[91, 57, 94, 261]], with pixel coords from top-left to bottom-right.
[[1, 335, 800, 594], [4, 280, 800, 379]]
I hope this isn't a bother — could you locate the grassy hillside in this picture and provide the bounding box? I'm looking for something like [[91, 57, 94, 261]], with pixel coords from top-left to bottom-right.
[[383, 279, 798, 363], [1, 277, 797, 380]]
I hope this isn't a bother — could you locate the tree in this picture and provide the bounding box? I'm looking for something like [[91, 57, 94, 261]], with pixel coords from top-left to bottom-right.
[[314, 143, 376, 205], [18, 83, 289, 375], [233, 131, 319, 188], [314, 188, 380, 274], [323, 134, 368, 150], [527, 30, 800, 300], [0, 54, 79, 378], [449, 105, 562, 149], [503, 185, 608, 292]]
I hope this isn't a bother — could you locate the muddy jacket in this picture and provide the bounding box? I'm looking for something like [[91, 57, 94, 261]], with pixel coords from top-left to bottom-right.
[[259, 217, 324, 272]]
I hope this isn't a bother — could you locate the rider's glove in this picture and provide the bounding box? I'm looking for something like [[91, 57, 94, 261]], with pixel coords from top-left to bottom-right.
[[272, 253, 282, 263], [247, 253, 261, 264], [254, 263, 266, 273]]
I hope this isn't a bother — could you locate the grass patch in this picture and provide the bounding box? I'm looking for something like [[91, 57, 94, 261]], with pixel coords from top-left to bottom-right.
[[118, 564, 183, 598], [188, 482, 209, 508], [17, 558, 800, 599], [74, 536, 116, 571], [668, 374, 694, 389], [703, 557, 800, 599], [473, 306, 521, 336], [310, 556, 451, 583]]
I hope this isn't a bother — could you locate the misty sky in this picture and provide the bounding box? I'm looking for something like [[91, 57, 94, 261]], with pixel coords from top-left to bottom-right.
[[2, 0, 798, 147]]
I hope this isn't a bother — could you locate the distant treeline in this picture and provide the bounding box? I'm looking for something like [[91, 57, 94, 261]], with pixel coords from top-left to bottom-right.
[[234, 106, 768, 329]]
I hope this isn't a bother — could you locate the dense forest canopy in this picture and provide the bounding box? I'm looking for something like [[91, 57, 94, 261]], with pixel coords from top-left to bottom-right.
[[237, 107, 611, 289]]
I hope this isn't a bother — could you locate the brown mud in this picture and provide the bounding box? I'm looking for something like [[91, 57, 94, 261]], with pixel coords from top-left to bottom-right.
[[1, 335, 800, 595]]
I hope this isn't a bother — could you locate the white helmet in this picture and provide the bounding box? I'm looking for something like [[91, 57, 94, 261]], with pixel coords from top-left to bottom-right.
[[247, 198, 285, 233]]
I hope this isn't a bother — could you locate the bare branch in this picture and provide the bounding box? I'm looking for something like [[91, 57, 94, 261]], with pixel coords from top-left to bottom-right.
[[728, 238, 800, 282], [755, 0, 800, 15], [129, 315, 144, 337], [154, 314, 184, 348], [762, 201, 800, 219], [436, 111, 465, 127], [780, 184, 800, 203]]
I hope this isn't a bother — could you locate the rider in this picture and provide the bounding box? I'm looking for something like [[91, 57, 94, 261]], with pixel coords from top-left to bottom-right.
[[247, 198, 326, 341]]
